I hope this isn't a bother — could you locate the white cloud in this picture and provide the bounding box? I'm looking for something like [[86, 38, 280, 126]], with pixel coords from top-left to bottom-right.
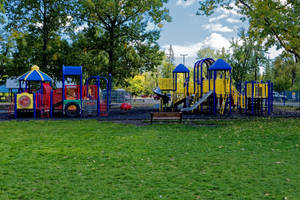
[[209, 14, 228, 22], [176, 0, 196, 8], [268, 46, 283, 59], [163, 42, 203, 58], [216, 3, 242, 17], [34, 22, 43, 28], [203, 33, 231, 50], [202, 24, 233, 33], [162, 33, 231, 66], [226, 18, 240, 23], [75, 23, 88, 32]]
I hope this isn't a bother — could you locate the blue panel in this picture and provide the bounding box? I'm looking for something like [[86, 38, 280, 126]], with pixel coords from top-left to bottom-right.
[[173, 64, 190, 73], [63, 66, 82, 76], [208, 59, 232, 71]]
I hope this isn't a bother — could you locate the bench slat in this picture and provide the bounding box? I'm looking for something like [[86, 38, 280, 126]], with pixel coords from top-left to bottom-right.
[[150, 112, 182, 124]]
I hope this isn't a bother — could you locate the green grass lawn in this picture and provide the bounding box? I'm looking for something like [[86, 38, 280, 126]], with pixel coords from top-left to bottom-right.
[[0, 118, 299, 200]]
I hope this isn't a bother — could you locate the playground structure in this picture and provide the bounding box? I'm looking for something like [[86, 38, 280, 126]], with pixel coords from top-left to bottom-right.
[[12, 65, 111, 118], [154, 58, 273, 115]]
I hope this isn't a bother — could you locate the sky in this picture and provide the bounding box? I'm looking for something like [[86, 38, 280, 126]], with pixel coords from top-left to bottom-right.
[[158, 0, 282, 67]]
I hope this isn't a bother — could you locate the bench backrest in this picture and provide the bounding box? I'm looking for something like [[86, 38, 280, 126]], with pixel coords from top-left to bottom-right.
[[151, 112, 182, 118]]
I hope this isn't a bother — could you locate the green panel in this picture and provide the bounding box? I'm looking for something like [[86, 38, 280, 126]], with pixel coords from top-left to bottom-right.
[[63, 100, 82, 105]]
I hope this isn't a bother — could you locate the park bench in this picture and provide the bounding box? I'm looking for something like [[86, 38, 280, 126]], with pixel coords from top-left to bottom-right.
[[150, 112, 182, 124]]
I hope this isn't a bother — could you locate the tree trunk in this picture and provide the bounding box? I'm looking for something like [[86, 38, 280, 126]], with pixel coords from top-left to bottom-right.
[[108, 25, 116, 77]]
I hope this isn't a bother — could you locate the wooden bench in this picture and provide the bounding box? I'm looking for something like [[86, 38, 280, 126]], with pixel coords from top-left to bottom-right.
[[150, 112, 182, 124]]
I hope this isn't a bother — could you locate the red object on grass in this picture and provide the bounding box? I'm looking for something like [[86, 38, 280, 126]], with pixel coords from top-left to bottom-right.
[[120, 103, 132, 111]]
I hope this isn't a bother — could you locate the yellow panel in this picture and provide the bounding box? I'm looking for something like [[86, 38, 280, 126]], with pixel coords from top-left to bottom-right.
[[188, 82, 194, 94], [203, 79, 210, 93], [246, 83, 269, 98], [158, 78, 173, 90], [247, 84, 252, 97], [17, 92, 33, 109]]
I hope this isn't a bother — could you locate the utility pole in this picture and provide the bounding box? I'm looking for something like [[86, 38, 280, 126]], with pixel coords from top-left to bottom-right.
[[166, 45, 175, 76], [180, 54, 188, 65], [167, 45, 175, 64]]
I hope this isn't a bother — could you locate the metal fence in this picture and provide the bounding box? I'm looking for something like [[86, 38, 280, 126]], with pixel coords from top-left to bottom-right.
[[273, 90, 300, 107]]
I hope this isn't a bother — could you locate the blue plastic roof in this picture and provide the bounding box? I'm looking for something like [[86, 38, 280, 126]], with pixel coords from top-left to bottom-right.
[[18, 66, 52, 82], [208, 59, 232, 71], [173, 64, 190, 73], [63, 66, 82, 76]]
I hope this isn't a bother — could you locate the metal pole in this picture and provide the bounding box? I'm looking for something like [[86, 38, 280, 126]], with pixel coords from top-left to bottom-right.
[[229, 70, 232, 114], [267, 80, 270, 115], [97, 77, 100, 117], [261, 80, 263, 115], [201, 62, 204, 112], [14, 93, 17, 119], [33, 93, 36, 119], [245, 81, 247, 113], [80, 73, 83, 118], [50, 90, 53, 118], [251, 81, 254, 115], [283, 91, 286, 106], [213, 71, 216, 114], [271, 82, 274, 112], [62, 65, 65, 116]]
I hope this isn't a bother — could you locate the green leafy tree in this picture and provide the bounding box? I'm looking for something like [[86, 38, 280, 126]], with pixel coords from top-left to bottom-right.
[[262, 58, 274, 83], [273, 55, 300, 91], [194, 0, 300, 62], [197, 47, 216, 59], [76, 0, 171, 86], [126, 72, 157, 96], [158, 56, 175, 78], [227, 30, 267, 85], [4, 0, 76, 77], [197, 47, 227, 60]]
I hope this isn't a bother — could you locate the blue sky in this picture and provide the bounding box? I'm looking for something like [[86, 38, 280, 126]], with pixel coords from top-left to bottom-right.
[[158, 0, 281, 67]]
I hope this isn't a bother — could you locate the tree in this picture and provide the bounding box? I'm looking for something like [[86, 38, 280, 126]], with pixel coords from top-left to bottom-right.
[[4, 0, 76, 77], [197, 47, 227, 60], [262, 58, 274, 83], [227, 30, 267, 84], [126, 72, 157, 95], [273, 55, 300, 91], [76, 0, 171, 86], [195, 0, 300, 62], [158, 56, 175, 78], [0, 0, 4, 14], [197, 47, 216, 59]]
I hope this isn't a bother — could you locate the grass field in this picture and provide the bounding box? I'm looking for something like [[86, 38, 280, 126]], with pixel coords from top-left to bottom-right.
[[0, 118, 299, 199]]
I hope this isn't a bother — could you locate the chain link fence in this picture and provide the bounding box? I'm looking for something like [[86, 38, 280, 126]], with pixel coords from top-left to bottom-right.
[[273, 90, 300, 107]]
